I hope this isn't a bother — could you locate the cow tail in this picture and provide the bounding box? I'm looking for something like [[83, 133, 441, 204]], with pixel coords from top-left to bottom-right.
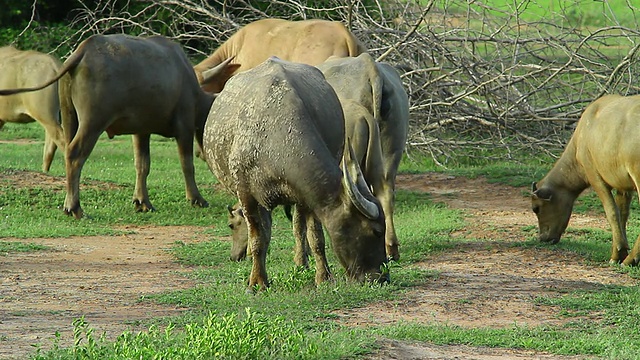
[[0, 47, 85, 96]]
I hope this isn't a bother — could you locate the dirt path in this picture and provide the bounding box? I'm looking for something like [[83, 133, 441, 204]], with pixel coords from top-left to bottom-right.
[[0, 171, 635, 359], [0, 226, 201, 359]]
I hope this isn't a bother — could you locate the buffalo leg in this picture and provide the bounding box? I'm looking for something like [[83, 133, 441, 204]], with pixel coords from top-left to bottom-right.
[[292, 208, 309, 268], [379, 180, 399, 261], [63, 125, 101, 219], [242, 197, 271, 291], [589, 179, 630, 263], [304, 211, 331, 284], [175, 132, 208, 208], [38, 117, 65, 172], [132, 134, 154, 212], [42, 133, 57, 172], [621, 191, 638, 266]]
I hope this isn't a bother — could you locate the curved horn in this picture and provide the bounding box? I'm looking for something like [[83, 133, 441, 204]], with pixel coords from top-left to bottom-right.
[[342, 139, 379, 220]]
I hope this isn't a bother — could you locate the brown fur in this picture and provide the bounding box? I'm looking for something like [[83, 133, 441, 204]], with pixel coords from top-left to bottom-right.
[[0, 35, 236, 219], [0, 46, 65, 171], [532, 94, 640, 265], [193, 18, 367, 93]]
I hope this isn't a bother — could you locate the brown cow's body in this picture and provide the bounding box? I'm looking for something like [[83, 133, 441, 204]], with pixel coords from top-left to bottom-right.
[[0, 35, 236, 218], [194, 18, 366, 93], [532, 94, 640, 266], [0, 46, 65, 171]]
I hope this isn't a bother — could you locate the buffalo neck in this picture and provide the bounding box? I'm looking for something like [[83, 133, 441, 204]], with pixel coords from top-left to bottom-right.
[[543, 138, 589, 196]]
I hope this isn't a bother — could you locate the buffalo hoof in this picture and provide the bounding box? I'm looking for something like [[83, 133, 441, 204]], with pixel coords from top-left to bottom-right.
[[621, 255, 639, 267], [314, 271, 333, 286], [63, 206, 83, 219], [386, 244, 400, 261], [540, 237, 560, 244], [133, 199, 155, 213], [191, 197, 209, 208]]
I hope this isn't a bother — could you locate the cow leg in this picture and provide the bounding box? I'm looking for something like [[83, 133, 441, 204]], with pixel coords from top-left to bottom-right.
[[63, 125, 101, 219], [132, 134, 154, 212], [175, 132, 208, 208], [292, 207, 309, 268], [378, 181, 399, 260], [304, 211, 331, 284], [42, 133, 57, 172], [614, 190, 632, 262], [380, 151, 403, 261], [242, 197, 271, 291], [589, 180, 629, 263], [37, 114, 65, 172]]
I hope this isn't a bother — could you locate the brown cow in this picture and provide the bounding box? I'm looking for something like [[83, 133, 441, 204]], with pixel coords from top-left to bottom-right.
[[0, 34, 238, 219], [0, 46, 65, 171], [532, 94, 640, 266], [193, 18, 366, 93]]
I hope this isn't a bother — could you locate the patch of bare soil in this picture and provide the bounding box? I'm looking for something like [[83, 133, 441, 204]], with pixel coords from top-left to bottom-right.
[[0, 170, 634, 359]]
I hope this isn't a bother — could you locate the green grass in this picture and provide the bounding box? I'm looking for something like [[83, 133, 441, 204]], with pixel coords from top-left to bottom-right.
[[0, 240, 48, 254], [435, 0, 638, 28], [5, 122, 640, 359]]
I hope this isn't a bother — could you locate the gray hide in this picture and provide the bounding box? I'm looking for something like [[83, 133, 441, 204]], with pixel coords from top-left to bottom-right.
[[203, 57, 388, 291], [0, 34, 237, 219], [0, 46, 65, 171], [316, 52, 410, 261]]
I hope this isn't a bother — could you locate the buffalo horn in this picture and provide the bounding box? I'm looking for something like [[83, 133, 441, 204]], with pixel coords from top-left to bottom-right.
[[342, 140, 380, 220]]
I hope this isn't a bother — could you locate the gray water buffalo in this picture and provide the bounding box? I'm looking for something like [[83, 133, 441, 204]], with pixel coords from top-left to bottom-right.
[[193, 18, 366, 93], [203, 57, 388, 290], [532, 94, 640, 266], [316, 53, 409, 261], [0, 34, 237, 219], [0, 46, 65, 171], [226, 53, 409, 263]]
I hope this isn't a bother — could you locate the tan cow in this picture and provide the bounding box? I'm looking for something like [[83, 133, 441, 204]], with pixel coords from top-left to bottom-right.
[[0, 34, 237, 219], [0, 46, 65, 171], [193, 18, 366, 93], [532, 94, 640, 266]]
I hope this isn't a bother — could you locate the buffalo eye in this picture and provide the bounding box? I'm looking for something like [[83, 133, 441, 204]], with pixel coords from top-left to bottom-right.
[[228, 223, 234, 229], [373, 227, 384, 238]]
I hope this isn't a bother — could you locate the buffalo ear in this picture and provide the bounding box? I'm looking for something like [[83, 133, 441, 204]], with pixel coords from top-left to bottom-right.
[[532, 187, 553, 201]]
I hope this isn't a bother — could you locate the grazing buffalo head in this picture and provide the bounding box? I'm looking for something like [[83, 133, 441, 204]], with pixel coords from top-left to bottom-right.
[[227, 204, 249, 261], [531, 181, 574, 244]]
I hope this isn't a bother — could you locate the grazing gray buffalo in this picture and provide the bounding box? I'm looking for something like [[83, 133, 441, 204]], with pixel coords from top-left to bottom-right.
[[193, 18, 366, 93], [203, 57, 388, 290], [532, 94, 640, 266], [0, 34, 237, 219], [226, 53, 409, 263], [0, 46, 65, 171], [317, 53, 410, 261]]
